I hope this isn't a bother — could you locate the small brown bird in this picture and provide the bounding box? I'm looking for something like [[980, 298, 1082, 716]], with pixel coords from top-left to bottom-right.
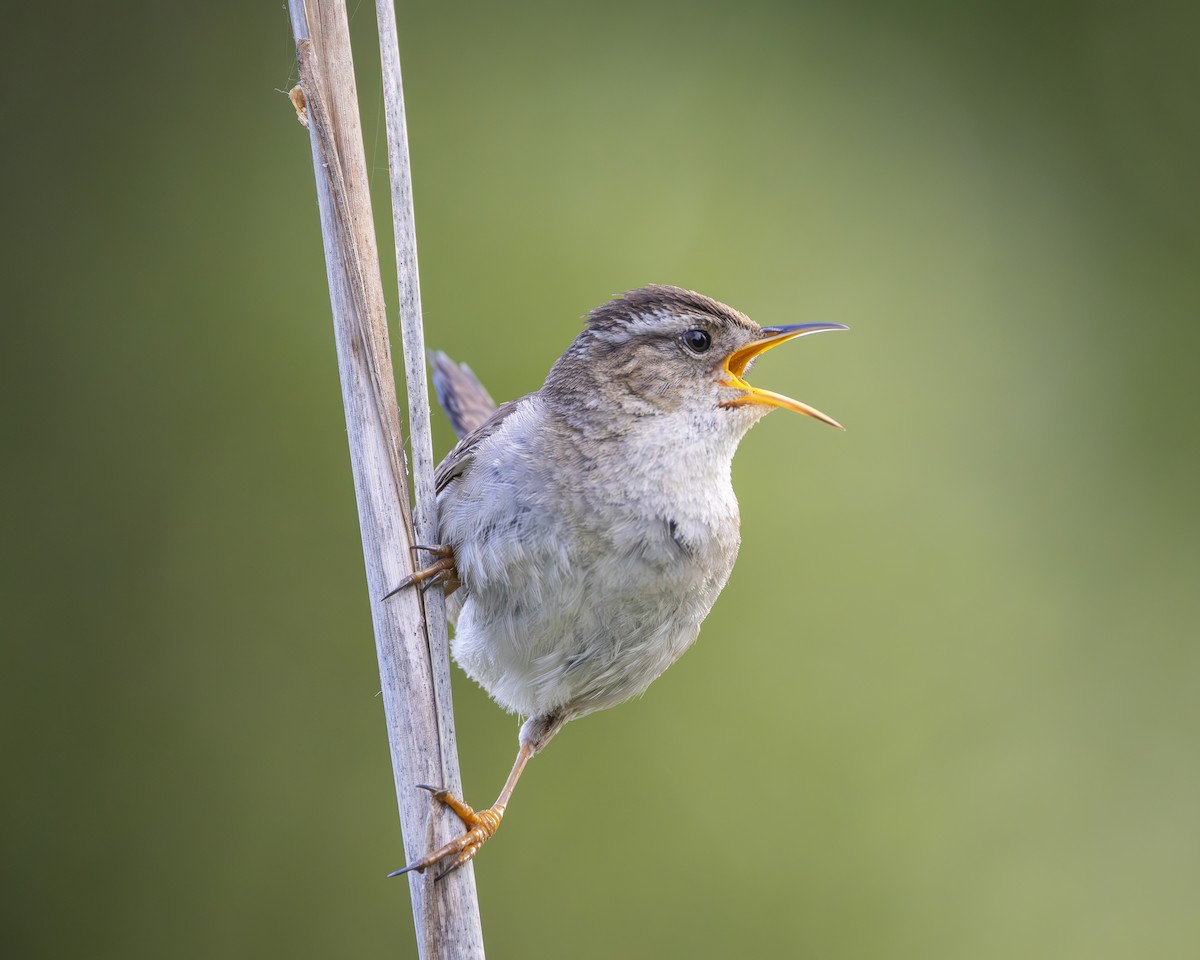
[[390, 285, 846, 878]]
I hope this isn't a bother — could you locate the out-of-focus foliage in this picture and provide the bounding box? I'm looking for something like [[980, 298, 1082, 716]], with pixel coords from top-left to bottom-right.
[[3, 1, 1197, 957]]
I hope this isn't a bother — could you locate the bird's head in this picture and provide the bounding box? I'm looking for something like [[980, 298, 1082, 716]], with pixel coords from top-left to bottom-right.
[[543, 285, 846, 434]]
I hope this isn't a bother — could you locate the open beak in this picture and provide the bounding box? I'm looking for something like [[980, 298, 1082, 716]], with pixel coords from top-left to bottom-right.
[[719, 322, 848, 429]]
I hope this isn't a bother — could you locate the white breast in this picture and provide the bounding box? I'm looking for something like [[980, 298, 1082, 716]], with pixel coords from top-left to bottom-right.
[[440, 397, 747, 719]]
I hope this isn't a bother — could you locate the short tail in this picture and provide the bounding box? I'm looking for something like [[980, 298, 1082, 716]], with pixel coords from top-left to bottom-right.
[[429, 351, 498, 440]]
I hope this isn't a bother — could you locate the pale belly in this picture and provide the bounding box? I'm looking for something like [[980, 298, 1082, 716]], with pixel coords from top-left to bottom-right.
[[445, 499, 739, 720], [436, 396, 745, 720]]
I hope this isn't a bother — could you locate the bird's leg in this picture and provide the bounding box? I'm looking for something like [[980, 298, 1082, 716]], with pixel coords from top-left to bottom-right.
[[381, 544, 459, 600], [389, 742, 535, 880]]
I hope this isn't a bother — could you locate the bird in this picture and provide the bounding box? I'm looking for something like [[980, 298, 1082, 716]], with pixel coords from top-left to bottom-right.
[[388, 284, 846, 879]]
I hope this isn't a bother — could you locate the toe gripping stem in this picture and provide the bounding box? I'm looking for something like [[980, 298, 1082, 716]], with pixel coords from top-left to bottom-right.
[[388, 786, 506, 881], [381, 544, 458, 600], [387, 742, 534, 881]]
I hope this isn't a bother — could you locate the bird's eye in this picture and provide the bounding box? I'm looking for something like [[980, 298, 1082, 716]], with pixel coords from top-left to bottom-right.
[[681, 329, 712, 354]]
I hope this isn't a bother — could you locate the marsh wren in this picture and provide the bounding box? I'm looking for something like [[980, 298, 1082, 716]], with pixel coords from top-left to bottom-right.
[[389, 285, 846, 878]]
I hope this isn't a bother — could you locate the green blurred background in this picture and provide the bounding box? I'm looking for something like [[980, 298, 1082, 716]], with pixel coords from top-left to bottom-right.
[[4, 1, 1198, 956]]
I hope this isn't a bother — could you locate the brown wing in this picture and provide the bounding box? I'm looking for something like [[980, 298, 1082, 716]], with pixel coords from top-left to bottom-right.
[[435, 394, 535, 495]]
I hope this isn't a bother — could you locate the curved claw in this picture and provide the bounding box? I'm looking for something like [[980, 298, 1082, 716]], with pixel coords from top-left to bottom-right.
[[380, 553, 458, 601], [381, 574, 417, 601], [411, 543, 453, 556], [435, 851, 477, 881]]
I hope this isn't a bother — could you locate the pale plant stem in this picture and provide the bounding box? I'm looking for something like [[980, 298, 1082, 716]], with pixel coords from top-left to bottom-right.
[[287, 1, 485, 956]]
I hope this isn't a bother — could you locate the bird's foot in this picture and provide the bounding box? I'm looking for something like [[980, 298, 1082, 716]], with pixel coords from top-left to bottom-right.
[[388, 785, 505, 880], [382, 544, 459, 599]]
